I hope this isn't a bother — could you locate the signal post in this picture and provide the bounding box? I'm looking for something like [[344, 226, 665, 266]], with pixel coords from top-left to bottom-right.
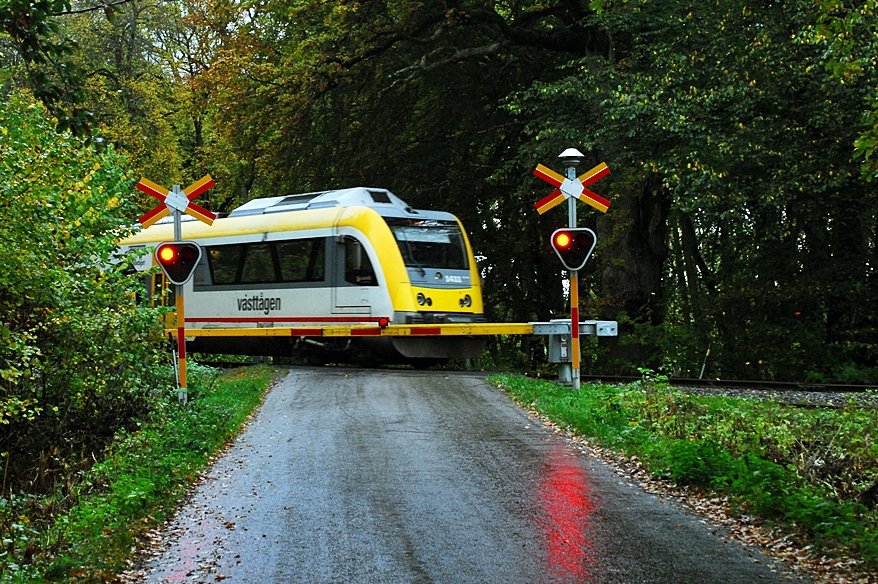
[[534, 149, 611, 389], [137, 176, 216, 404]]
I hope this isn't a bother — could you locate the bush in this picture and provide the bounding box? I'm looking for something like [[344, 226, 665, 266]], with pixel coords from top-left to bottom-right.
[[1, 365, 280, 582]]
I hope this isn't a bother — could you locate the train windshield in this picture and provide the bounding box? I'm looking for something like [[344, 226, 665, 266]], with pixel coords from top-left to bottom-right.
[[384, 218, 469, 270]]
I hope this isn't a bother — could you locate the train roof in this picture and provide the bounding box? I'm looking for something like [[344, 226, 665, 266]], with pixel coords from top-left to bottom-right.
[[229, 187, 416, 217], [150, 187, 456, 225]]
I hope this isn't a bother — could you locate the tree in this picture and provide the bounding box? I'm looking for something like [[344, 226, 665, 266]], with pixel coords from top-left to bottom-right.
[[197, 0, 628, 369], [0, 0, 96, 133], [21, 0, 875, 380], [805, 0, 878, 182], [63, 0, 224, 198]]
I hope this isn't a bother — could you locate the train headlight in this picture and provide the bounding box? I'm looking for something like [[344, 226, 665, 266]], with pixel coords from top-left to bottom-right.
[[417, 292, 426, 306]]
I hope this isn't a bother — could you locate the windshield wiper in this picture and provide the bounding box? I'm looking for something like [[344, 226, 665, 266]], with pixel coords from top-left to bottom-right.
[[401, 236, 426, 277]]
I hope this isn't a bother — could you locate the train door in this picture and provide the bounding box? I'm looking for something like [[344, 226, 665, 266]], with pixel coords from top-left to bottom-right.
[[332, 235, 377, 314]]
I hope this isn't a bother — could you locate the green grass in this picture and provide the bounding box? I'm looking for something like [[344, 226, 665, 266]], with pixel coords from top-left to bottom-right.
[[1, 364, 283, 583], [489, 372, 878, 569]]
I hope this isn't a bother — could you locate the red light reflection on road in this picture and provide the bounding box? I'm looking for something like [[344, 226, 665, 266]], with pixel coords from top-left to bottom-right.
[[538, 445, 596, 582]]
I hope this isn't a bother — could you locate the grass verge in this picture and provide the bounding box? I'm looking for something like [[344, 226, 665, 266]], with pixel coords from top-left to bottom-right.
[[2, 364, 283, 583], [489, 372, 878, 573]]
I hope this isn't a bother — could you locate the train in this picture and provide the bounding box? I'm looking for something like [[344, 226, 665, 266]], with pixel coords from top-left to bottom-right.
[[119, 187, 486, 366]]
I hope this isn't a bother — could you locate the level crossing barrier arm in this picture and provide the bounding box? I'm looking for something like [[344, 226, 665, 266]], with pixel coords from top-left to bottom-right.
[[165, 321, 617, 339]]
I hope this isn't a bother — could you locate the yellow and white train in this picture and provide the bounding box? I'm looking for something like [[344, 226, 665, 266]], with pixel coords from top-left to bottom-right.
[[120, 187, 486, 365]]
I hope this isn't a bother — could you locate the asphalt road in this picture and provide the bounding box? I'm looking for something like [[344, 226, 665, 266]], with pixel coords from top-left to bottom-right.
[[139, 367, 803, 583]]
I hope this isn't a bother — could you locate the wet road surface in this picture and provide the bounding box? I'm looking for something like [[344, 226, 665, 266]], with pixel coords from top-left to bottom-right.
[[140, 368, 801, 583]]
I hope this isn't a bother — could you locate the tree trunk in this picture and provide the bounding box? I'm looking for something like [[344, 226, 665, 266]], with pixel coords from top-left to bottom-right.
[[597, 173, 671, 370]]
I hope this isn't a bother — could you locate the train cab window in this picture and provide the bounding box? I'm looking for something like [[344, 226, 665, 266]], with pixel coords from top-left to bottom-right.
[[344, 236, 377, 286], [384, 218, 468, 270]]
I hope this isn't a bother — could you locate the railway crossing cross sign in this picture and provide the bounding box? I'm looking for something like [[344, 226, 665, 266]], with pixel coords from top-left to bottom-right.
[[533, 149, 611, 390], [136, 175, 217, 405], [534, 160, 611, 215], [137, 175, 217, 228]]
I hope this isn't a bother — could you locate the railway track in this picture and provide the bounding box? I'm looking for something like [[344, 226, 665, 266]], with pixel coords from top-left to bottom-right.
[[580, 375, 877, 393], [193, 362, 877, 408], [199, 361, 878, 394], [580, 374, 878, 409], [199, 361, 875, 394]]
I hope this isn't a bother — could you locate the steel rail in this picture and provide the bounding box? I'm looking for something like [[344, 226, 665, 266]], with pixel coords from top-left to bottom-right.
[[579, 375, 876, 394]]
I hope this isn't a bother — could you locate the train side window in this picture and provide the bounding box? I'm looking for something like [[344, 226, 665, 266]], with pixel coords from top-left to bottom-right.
[[277, 239, 325, 282], [344, 236, 377, 286], [209, 245, 244, 285], [192, 251, 212, 286], [240, 243, 276, 283], [205, 239, 328, 286]]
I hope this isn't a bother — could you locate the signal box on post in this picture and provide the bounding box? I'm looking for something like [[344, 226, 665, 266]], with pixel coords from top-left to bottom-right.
[[550, 227, 597, 271], [155, 241, 202, 285]]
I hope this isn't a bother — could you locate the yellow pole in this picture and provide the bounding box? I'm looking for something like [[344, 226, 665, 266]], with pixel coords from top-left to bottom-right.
[[565, 155, 581, 390], [171, 203, 187, 405], [176, 286, 187, 405], [570, 271, 580, 390]]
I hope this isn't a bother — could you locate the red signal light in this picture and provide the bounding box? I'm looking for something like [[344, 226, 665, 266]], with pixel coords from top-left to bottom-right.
[[155, 241, 202, 285], [159, 246, 176, 262], [554, 232, 571, 248], [378, 316, 390, 328], [549, 228, 597, 271]]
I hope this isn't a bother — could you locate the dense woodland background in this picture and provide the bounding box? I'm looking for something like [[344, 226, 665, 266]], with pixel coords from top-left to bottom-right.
[[2, 0, 878, 445]]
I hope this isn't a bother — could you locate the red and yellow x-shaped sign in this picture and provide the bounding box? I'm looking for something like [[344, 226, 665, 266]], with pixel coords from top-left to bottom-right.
[[533, 162, 611, 215], [137, 175, 217, 228]]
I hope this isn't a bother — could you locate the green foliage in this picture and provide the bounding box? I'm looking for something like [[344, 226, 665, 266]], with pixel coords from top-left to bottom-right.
[[198, 0, 600, 322], [0, 0, 91, 133], [661, 441, 734, 486], [491, 374, 878, 566], [803, 0, 878, 181], [0, 92, 158, 407], [63, 0, 208, 191], [0, 365, 281, 582]]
